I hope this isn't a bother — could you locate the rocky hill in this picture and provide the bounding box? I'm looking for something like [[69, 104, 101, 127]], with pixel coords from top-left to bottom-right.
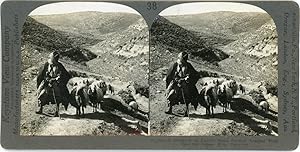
[[225, 20, 278, 57], [150, 16, 229, 71], [219, 19, 278, 86], [22, 17, 97, 64]]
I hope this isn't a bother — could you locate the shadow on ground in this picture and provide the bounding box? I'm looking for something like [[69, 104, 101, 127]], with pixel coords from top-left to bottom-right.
[[59, 97, 149, 134], [187, 97, 278, 135], [60, 111, 148, 134]]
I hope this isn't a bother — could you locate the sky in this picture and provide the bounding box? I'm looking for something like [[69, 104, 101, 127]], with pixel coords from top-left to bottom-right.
[[29, 2, 267, 16], [160, 2, 267, 16], [29, 2, 139, 15]]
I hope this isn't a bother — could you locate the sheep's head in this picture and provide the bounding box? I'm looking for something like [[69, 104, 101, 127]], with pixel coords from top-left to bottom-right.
[[217, 85, 223, 95], [99, 81, 107, 94], [87, 85, 94, 95], [108, 84, 113, 92], [76, 83, 90, 103], [129, 101, 138, 111]]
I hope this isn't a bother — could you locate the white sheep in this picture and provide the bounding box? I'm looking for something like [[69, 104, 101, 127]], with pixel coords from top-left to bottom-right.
[[129, 101, 138, 111], [259, 100, 269, 113]]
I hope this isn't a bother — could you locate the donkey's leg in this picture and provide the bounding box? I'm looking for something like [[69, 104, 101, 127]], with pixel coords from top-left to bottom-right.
[[54, 103, 59, 117], [95, 103, 98, 112], [82, 106, 85, 116]]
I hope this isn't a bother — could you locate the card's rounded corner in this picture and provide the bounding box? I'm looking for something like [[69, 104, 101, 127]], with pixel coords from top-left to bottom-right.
[[290, 0, 300, 9], [290, 136, 300, 151], [0, 0, 9, 10], [0, 139, 13, 150]]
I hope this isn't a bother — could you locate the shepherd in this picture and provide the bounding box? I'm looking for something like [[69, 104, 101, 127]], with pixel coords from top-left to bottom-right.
[[36, 51, 71, 117], [165, 52, 200, 116]]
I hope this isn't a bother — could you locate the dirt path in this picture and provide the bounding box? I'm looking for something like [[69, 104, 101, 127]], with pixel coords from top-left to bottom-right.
[[35, 102, 147, 136]]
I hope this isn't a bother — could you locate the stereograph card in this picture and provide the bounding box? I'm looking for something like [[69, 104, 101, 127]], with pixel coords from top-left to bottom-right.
[[1, 0, 299, 150]]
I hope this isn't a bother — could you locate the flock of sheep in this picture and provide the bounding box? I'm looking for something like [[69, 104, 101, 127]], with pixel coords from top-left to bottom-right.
[[67, 77, 111, 115], [197, 78, 269, 116], [66, 77, 139, 116]]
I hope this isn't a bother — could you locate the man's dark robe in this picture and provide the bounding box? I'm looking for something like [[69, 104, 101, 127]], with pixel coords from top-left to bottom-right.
[[165, 61, 200, 108], [37, 62, 71, 107]]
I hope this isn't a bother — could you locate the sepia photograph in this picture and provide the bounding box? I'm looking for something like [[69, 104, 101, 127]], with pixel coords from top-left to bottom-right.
[[20, 2, 149, 136], [149, 2, 278, 136]]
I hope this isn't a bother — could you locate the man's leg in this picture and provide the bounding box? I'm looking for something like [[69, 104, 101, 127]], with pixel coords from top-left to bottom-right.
[[181, 83, 191, 117], [52, 83, 61, 117], [165, 81, 174, 97], [36, 101, 43, 114], [165, 88, 176, 114], [165, 101, 173, 114], [36, 90, 47, 114]]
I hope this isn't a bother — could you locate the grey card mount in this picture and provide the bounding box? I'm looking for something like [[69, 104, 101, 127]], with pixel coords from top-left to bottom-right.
[[1, 0, 299, 150]]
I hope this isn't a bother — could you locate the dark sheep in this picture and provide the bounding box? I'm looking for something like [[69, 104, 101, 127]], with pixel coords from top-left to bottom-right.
[[198, 84, 218, 116], [70, 83, 90, 116], [239, 84, 246, 94], [217, 84, 233, 112]]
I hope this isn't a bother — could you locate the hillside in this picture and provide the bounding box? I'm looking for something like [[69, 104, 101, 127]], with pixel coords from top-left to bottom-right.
[[224, 20, 278, 57], [150, 16, 229, 71], [88, 18, 149, 57], [219, 20, 278, 86], [22, 17, 97, 64]]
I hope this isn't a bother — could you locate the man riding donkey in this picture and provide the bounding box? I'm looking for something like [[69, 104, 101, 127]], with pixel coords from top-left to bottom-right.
[[165, 52, 200, 116], [36, 51, 71, 117]]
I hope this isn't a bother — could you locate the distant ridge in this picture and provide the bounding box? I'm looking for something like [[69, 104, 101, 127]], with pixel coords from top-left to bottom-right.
[[31, 12, 141, 38]]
